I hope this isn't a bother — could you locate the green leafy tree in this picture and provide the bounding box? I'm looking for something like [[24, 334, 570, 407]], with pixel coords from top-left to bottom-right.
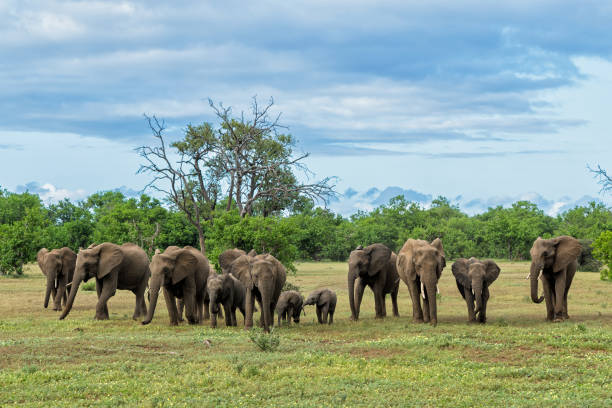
[[593, 230, 612, 281]]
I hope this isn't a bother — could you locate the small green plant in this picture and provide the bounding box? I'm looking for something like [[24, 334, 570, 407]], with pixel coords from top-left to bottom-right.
[[282, 281, 301, 292], [248, 327, 280, 352], [574, 324, 587, 332], [81, 281, 96, 291], [496, 318, 509, 327]]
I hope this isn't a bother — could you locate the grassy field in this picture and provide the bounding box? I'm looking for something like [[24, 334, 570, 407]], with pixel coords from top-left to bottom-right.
[[0, 261, 610, 407]]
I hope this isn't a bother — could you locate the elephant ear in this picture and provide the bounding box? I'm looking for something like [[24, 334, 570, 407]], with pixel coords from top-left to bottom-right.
[[553, 236, 581, 273], [97, 245, 122, 279], [230, 255, 254, 290], [37, 248, 48, 273], [483, 260, 501, 286], [452, 258, 471, 288], [364, 244, 391, 277], [172, 250, 197, 284], [397, 241, 416, 281], [431, 238, 446, 268]]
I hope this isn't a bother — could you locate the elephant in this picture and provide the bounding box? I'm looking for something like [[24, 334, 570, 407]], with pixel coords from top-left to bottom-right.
[[229, 253, 286, 332], [143, 245, 210, 326], [60, 243, 149, 321], [396, 238, 446, 326], [218, 248, 247, 274], [37, 247, 76, 311], [275, 290, 304, 327], [529, 236, 581, 322], [452, 257, 500, 323], [347, 244, 399, 320], [206, 272, 246, 328], [303, 288, 337, 324]]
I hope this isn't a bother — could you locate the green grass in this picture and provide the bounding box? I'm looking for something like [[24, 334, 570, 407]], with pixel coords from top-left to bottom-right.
[[1, 261, 611, 407]]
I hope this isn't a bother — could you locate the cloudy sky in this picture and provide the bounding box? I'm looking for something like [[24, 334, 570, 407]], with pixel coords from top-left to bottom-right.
[[0, 1, 610, 213]]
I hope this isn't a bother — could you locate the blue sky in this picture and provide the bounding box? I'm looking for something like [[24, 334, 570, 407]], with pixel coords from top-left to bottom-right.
[[0, 1, 610, 213]]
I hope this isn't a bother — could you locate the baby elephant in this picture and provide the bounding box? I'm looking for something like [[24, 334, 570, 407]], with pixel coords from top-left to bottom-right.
[[206, 273, 246, 328], [276, 290, 304, 327], [452, 257, 500, 323], [303, 289, 337, 324]]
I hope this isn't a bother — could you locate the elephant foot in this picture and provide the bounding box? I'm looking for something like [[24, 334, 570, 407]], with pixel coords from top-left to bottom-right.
[[430, 320, 437, 327], [349, 315, 359, 321], [413, 318, 424, 324], [94, 315, 109, 321], [553, 318, 563, 323], [169, 321, 179, 326]]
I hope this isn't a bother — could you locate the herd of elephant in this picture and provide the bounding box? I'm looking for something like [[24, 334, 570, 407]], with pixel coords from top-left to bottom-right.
[[36, 235, 582, 331]]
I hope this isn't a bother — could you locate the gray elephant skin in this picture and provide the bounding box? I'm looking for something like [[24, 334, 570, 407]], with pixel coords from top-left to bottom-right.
[[276, 290, 304, 327], [529, 236, 581, 322], [303, 288, 336, 324], [143, 245, 210, 326], [452, 257, 500, 323], [37, 247, 76, 311], [397, 238, 446, 326], [207, 272, 246, 328], [60, 243, 150, 321], [347, 244, 399, 320], [230, 253, 286, 332]]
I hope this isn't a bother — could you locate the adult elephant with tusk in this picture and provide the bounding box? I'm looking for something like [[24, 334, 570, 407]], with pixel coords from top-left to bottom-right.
[[37, 247, 77, 311], [452, 257, 500, 323], [529, 236, 581, 322], [396, 238, 446, 326], [347, 244, 399, 321], [60, 243, 149, 321], [143, 246, 209, 326]]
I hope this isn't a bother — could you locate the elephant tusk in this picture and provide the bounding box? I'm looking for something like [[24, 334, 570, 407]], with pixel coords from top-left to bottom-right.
[[436, 285, 440, 294], [421, 282, 425, 299], [66, 282, 72, 287]]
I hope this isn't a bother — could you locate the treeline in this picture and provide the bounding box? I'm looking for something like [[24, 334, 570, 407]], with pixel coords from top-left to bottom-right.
[[1, 189, 611, 276]]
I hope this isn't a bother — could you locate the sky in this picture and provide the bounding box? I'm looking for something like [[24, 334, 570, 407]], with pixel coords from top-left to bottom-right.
[[0, 1, 610, 214]]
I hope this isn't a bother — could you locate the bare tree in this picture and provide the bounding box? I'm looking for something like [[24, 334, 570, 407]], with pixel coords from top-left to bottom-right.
[[210, 97, 337, 217], [588, 164, 612, 195], [136, 116, 221, 254]]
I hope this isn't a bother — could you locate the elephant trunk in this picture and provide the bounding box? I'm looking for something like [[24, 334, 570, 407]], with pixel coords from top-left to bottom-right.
[[59, 274, 82, 320], [530, 262, 544, 303], [424, 277, 438, 326], [142, 276, 162, 325], [244, 288, 254, 329], [209, 290, 218, 328], [348, 270, 357, 320], [261, 288, 272, 333], [473, 279, 483, 314], [44, 272, 55, 308]]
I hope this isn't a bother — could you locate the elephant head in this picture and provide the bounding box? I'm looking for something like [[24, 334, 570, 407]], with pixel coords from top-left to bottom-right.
[[529, 236, 581, 303], [142, 247, 198, 325], [347, 243, 391, 315], [60, 243, 123, 320], [452, 258, 500, 313], [37, 248, 62, 309], [218, 248, 247, 274]]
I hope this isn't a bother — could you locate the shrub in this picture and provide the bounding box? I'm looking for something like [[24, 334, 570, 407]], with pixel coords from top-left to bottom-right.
[[248, 328, 280, 352], [593, 231, 612, 281], [577, 239, 602, 272], [81, 281, 96, 291], [282, 281, 300, 292]]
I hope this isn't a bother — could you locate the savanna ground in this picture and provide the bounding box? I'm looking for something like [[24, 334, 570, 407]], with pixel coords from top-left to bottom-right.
[[0, 261, 610, 407]]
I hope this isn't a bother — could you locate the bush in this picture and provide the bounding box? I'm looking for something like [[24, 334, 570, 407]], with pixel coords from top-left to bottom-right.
[[282, 281, 300, 292], [81, 281, 96, 291], [577, 239, 603, 272], [593, 231, 612, 281], [248, 328, 280, 352]]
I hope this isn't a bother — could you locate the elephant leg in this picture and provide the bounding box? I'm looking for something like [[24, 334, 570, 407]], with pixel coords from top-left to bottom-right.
[[209, 302, 217, 328], [203, 297, 211, 320], [54, 280, 66, 311], [372, 283, 385, 318], [563, 264, 576, 319], [176, 299, 185, 322], [132, 286, 147, 320], [541, 276, 555, 321], [380, 293, 387, 318], [287, 307, 293, 326], [223, 301, 233, 327], [464, 287, 476, 322], [163, 288, 180, 326], [95, 279, 109, 319], [95, 279, 115, 320], [231, 306, 237, 326], [354, 280, 366, 320], [328, 305, 335, 324], [316, 306, 323, 324], [553, 273, 566, 322], [391, 285, 399, 317], [479, 287, 490, 323], [320, 304, 330, 324], [407, 280, 424, 323], [183, 288, 198, 324]]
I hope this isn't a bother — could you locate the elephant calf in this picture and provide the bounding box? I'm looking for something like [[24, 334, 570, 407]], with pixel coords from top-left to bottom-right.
[[303, 289, 336, 325], [276, 290, 304, 327], [452, 258, 500, 323], [206, 273, 246, 328]]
